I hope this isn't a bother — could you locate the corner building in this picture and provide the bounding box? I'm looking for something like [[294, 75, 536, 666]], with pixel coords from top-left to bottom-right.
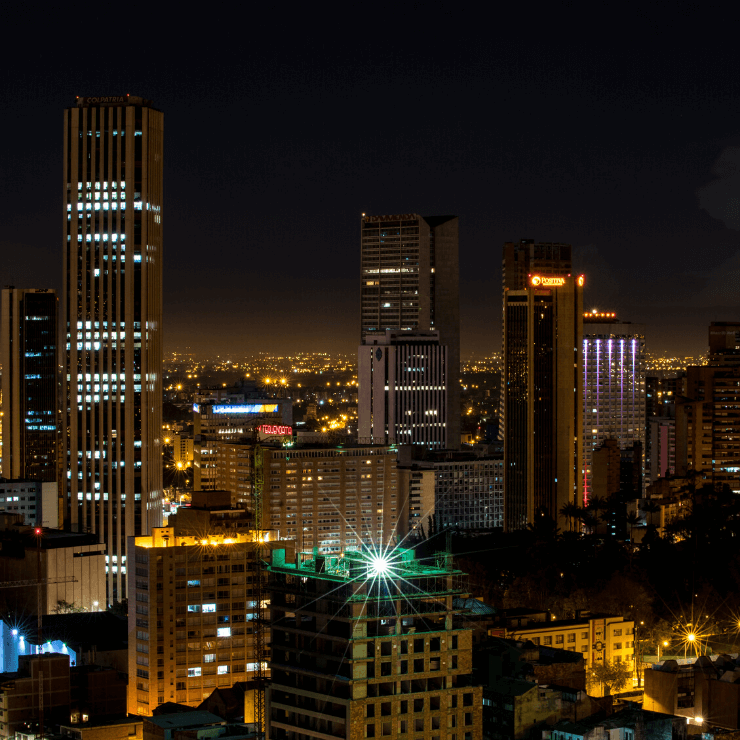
[[266, 547, 482, 740], [503, 275, 583, 530], [63, 95, 163, 602]]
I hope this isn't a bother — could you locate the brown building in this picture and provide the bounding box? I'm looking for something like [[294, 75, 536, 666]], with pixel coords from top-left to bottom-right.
[[644, 655, 740, 730], [676, 363, 740, 495], [267, 546, 482, 740], [63, 95, 164, 604], [503, 274, 584, 530], [60, 716, 144, 740], [0, 653, 71, 739], [127, 524, 287, 716], [262, 444, 403, 554]]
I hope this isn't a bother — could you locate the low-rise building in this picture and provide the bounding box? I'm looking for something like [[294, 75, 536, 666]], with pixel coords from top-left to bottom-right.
[[0, 653, 71, 739], [548, 705, 687, 740], [0, 528, 105, 616], [504, 611, 634, 694], [60, 716, 144, 740], [644, 655, 740, 730]]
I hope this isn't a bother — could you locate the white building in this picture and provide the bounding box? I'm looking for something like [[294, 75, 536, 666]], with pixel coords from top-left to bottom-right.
[[358, 330, 448, 448], [582, 314, 646, 501]]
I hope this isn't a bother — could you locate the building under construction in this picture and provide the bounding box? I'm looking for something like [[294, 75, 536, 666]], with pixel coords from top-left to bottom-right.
[[266, 546, 482, 740]]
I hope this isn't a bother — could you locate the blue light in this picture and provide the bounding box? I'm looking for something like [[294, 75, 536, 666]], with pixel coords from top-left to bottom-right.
[[212, 404, 278, 414]]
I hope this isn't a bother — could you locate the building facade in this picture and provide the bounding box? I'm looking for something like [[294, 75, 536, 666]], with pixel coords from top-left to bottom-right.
[[676, 325, 740, 494], [506, 612, 634, 696], [127, 526, 275, 716], [194, 397, 291, 491], [582, 314, 646, 502], [503, 274, 584, 530], [358, 331, 448, 447], [62, 95, 164, 603], [0, 288, 58, 482], [0, 479, 59, 527], [264, 445, 402, 554], [359, 214, 460, 447], [266, 547, 482, 740], [397, 448, 504, 533]]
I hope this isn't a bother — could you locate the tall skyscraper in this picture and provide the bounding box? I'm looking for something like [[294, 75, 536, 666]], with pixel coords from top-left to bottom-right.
[[1, 288, 58, 481], [499, 240, 573, 440], [581, 312, 646, 501], [503, 273, 584, 530], [62, 95, 163, 602], [359, 213, 460, 447], [502, 240, 572, 291]]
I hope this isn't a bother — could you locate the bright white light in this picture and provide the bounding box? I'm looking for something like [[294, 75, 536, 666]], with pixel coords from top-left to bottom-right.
[[369, 555, 391, 576], [11, 629, 18, 636]]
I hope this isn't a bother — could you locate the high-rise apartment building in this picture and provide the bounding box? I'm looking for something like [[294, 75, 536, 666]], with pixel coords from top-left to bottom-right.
[[581, 313, 646, 501], [214, 440, 404, 554], [63, 95, 164, 602], [358, 330, 448, 446], [128, 523, 280, 716], [266, 547, 482, 740], [503, 274, 584, 530], [1, 288, 58, 481], [360, 214, 460, 447]]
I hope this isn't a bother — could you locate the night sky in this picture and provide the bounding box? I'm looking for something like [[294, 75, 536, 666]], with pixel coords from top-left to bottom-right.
[[1, 21, 738, 358]]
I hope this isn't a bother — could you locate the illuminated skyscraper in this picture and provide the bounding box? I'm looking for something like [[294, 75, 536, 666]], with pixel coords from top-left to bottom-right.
[[503, 274, 584, 530], [0, 288, 58, 482], [499, 240, 573, 440], [62, 95, 163, 602], [359, 214, 460, 447], [581, 312, 646, 501]]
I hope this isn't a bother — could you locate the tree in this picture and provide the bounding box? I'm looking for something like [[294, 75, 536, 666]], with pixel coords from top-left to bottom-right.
[[52, 600, 87, 614], [588, 658, 631, 695], [625, 511, 641, 542], [642, 499, 660, 528], [559, 502, 581, 532]]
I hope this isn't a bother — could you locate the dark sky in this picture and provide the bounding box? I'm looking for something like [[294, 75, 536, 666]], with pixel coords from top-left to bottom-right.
[[1, 19, 739, 358]]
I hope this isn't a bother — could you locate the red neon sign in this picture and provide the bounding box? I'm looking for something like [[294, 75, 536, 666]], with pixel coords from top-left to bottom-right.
[[258, 424, 292, 436]]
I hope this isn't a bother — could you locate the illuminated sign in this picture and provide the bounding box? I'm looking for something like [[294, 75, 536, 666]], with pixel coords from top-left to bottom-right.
[[530, 275, 566, 287], [365, 214, 417, 223], [79, 96, 126, 104], [212, 404, 279, 415], [257, 424, 292, 437], [192, 404, 200, 413], [577, 275, 585, 286]]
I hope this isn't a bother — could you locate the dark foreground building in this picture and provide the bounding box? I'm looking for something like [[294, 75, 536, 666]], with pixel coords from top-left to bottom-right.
[[266, 546, 482, 740]]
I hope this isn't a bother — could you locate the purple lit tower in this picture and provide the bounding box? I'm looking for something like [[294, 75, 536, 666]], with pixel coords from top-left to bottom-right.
[[582, 312, 646, 502]]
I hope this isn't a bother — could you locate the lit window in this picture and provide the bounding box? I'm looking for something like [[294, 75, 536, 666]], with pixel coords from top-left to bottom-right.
[[187, 667, 201, 677], [217, 665, 229, 674]]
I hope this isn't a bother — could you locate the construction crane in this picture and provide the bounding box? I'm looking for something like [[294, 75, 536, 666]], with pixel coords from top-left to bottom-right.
[[252, 442, 266, 737]]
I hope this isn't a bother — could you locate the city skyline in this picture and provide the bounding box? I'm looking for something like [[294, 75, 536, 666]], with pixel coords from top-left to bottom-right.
[[1, 37, 739, 358]]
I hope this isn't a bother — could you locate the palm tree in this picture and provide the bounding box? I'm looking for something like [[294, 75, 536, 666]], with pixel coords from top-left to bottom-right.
[[642, 499, 661, 528], [625, 511, 641, 543], [559, 502, 581, 532]]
